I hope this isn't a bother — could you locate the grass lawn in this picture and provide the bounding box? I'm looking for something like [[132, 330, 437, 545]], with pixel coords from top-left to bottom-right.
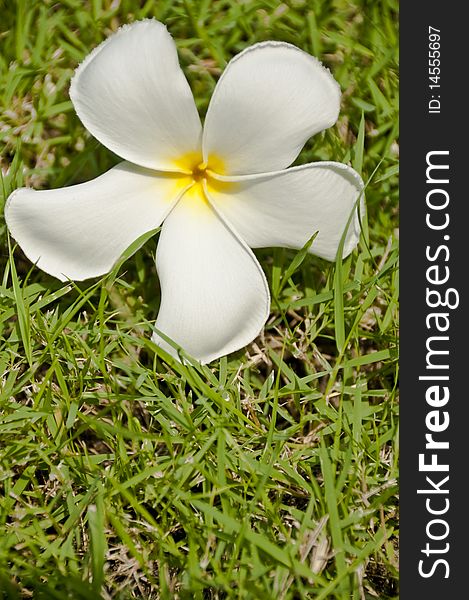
[[0, 0, 399, 598]]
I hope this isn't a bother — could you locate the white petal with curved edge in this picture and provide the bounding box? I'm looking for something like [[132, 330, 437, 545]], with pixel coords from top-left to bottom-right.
[[207, 162, 364, 261], [70, 20, 202, 171], [152, 187, 270, 363], [203, 42, 341, 175], [5, 162, 191, 281]]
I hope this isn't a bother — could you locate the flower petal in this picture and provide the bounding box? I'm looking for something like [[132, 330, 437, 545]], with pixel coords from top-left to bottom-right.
[[5, 163, 191, 281], [70, 19, 202, 171], [202, 42, 340, 175], [152, 186, 270, 363], [206, 162, 364, 261]]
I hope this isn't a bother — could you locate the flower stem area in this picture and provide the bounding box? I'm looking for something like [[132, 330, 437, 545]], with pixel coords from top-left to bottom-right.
[[0, 1, 398, 599]]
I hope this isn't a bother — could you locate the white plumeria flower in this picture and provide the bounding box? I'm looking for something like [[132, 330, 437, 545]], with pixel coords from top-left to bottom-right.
[[5, 19, 364, 364]]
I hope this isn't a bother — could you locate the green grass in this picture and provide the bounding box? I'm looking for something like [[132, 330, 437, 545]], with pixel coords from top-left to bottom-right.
[[0, 0, 399, 598]]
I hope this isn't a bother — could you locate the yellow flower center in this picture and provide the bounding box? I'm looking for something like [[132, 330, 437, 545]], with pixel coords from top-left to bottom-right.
[[191, 161, 209, 182], [172, 151, 225, 179], [166, 152, 235, 211]]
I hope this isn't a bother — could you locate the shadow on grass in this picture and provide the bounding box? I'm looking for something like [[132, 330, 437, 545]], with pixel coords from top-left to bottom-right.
[[0, 570, 104, 600]]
